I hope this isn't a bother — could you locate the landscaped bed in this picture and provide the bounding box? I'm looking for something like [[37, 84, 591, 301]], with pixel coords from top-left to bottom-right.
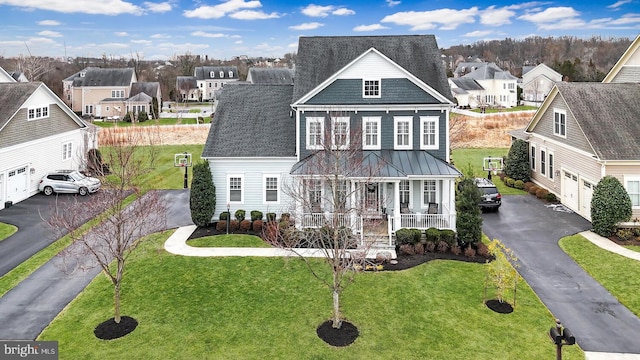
[[38, 231, 583, 359]]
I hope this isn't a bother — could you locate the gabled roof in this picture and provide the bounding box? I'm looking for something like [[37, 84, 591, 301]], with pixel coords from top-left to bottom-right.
[[247, 67, 294, 84], [176, 76, 197, 89], [450, 78, 484, 91], [202, 84, 295, 158], [74, 68, 135, 87], [130, 82, 160, 97], [0, 82, 87, 132], [462, 62, 517, 81], [293, 35, 452, 103], [454, 61, 486, 76], [603, 34, 640, 83], [527, 82, 640, 160], [194, 66, 239, 80], [290, 150, 460, 178], [126, 92, 152, 103], [0, 67, 16, 83]]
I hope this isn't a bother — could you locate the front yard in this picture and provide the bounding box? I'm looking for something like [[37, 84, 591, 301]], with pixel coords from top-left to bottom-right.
[[38, 231, 583, 359]]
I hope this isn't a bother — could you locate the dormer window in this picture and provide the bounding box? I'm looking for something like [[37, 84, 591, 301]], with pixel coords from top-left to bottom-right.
[[219, 71, 224, 78], [228, 70, 233, 78], [80, 71, 86, 77], [28, 105, 50, 120], [210, 71, 215, 78], [363, 79, 380, 98]]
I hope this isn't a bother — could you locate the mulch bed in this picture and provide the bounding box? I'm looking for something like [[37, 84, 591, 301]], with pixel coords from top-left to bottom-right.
[[94, 316, 138, 340], [485, 299, 514, 314], [316, 320, 359, 347], [608, 235, 640, 247]]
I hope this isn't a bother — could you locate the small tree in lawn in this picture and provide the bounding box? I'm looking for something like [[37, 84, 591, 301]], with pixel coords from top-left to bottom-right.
[[47, 129, 167, 338], [485, 239, 519, 308], [504, 139, 530, 182], [456, 177, 483, 247], [263, 112, 378, 344], [190, 161, 216, 227], [591, 175, 632, 237]]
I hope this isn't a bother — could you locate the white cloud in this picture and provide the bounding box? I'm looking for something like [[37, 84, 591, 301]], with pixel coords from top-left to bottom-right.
[[143, 1, 172, 13], [386, 0, 400, 7], [289, 22, 324, 30], [115, 32, 129, 37], [151, 33, 171, 39], [37, 30, 62, 37], [131, 39, 152, 45], [191, 31, 229, 38], [464, 30, 494, 37], [608, 0, 632, 10], [609, 14, 640, 25], [332, 8, 354, 16], [184, 0, 261, 19], [229, 10, 280, 20], [37, 20, 61, 26], [353, 24, 389, 32], [0, 0, 143, 15], [382, 7, 478, 31], [480, 6, 515, 26], [518, 7, 580, 23], [155, 42, 210, 54], [301, 4, 334, 17]]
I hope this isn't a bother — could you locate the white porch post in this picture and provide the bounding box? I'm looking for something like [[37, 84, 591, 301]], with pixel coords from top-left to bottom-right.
[[447, 178, 456, 230], [393, 181, 400, 232], [295, 177, 304, 229]]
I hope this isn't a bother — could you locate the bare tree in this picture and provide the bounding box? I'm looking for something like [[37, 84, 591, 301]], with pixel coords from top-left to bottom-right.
[[263, 112, 383, 333], [13, 54, 52, 81], [48, 130, 167, 325]]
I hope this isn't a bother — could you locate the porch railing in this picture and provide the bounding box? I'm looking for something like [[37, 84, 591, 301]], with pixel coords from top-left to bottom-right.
[[299, 213, 362, 234]]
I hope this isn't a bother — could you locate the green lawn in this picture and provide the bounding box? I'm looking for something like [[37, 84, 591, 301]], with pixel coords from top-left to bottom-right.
[[93, 117, 210, 128], [451, 148, 527, 195], [0, 222, 17, 242], [624, 245, 640, 253], [560, 234, 640, 317], [38, 232, 583, 359], [187, 234, 272, 248]]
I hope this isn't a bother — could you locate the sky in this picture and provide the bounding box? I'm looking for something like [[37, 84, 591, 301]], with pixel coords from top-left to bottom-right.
[[0, 0, 639, 61]]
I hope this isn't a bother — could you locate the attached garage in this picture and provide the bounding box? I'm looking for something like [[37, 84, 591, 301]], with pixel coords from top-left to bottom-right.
[[5, 166, 28, 204], [581, 180, 594, 221], [562, 170, 579, 212]]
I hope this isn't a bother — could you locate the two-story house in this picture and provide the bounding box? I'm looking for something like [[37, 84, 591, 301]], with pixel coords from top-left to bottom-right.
[[456, 62, 518, 108], [521, 63, 562, 105], [520, 34, 640, 222], [202, 35, 459, 247], [63, 68, 137, 118], [194, 66, 239, 101]]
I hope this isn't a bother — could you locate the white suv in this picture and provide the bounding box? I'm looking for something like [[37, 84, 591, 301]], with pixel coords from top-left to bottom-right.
[[38, 170, 101, 196]]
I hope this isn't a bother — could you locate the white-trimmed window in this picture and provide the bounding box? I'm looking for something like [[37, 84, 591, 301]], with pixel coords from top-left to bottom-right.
[[420, 116, 438, 150], [399, 180, 410, 206], [62, 141, 72, 161], [306, 117, 324, 150], [264, 175, 279, 203], [394, 116, 412, 149], [111, 90, 125, 98], [228, 71, 233, 78], [362, 117, 381, 150], [548, 151, 555, 180], [363, 79, 380, 98], [554, 109, 566, 137], [228, 175, 244, 203], [210, 71, 215, 78], [335, 180, 348, 209], [625, 177, 640, 208], [422, 180, 436, 206], [306, 179, 322, 211], [219, 71, 224, 78], [540, 149, 547, 176], [28, 105, 50, 120], [331, 117, 349, 150], [530, 145, 536, 171]]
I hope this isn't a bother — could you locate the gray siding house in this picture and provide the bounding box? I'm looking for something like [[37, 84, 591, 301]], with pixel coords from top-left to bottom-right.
[[202, 35, 459, 247]]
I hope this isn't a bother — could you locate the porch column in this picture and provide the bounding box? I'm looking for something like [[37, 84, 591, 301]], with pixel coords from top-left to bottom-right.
[[349, 179, 357, 233], [447, 178, 456, 230], [393, 181, 400, 232]]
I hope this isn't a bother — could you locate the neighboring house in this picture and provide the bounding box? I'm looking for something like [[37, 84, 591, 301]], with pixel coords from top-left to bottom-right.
[[448, 78, 484, 108], [129, 82, 162, 118], [0, 82, 91, 209], [0, 67, 16, 82], [521, 64, 562, 105], [63, 68, 137, 118], [246, 67, 294, 84], [202, 35, 460, 248], [176, 76, 199, 102], [452, 61, 485, 78], [8, 71, 28, 82], [521, 34, 640, 221], [194, 66, 239, 101], [460, 62, 518, 108]]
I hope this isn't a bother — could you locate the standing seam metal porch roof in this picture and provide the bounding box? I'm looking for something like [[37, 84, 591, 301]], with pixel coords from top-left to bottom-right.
[[290, 150, 461, 178]]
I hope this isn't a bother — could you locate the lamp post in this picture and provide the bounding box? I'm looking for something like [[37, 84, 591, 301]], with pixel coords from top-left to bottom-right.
[[183, 152, 189, 189], [226, 202, 230, 235], [549, 319, 575, 360]]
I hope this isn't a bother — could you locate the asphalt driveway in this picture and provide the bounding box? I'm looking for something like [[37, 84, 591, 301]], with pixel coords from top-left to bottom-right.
[[0, 190, 193, 340], [482, 195, 640, 354]]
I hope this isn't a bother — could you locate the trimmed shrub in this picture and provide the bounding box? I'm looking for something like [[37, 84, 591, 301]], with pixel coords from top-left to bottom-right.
[[436, 240, 449, 253], [450, 245, 462, 256], [425, 227, 441, 243], [545, 192, 559, 203], [216, 220, 227, 232], [514, 180, 524, 190], [399, 244, 415, 255], [219, 211, 230, 221], [523, 182, 534, 191], [189, 161, 216, 227], [250, 210, 263, 221], [229, 220, 239, 232], [504, 138, 531, 182], [396, 228, 414, 245], [616, 228, 634, 241], [425, 241, 436, 253], [440, 229, 456, 246], [528, 185, 539, 195], [252, 219, 264, 233], [280, 213, 291, 222], [506, 178, 515, 187], [266, 213, 277, 222], [476, 242, 490, 257], [239, 220, 251, 232], [592, 176, 632, 237], [464, 245, 476, 258], [235, 209, 246, 222], [414, 242, 425, 255], [536, 187, 549, 199], [411, 228, 422, 244]]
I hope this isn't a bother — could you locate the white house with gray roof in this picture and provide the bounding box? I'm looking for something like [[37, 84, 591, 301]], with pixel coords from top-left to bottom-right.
[[194, 66, 239, 101], [0, 82, 90, 209], [459, 62, 518, 108], [202, 35, 460, 248], [521, 63, 562, 105], [521, 34, 640, 221]]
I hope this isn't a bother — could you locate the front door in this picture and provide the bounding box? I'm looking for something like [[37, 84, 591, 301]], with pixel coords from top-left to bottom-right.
[[364, 183, 380, 216]]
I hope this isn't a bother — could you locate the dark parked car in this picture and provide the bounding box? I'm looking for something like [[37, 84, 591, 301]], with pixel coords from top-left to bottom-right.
[[474, 177, 501, 211]]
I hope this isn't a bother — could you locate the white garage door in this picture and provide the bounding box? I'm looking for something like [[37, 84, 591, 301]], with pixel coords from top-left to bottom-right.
[[563, 170, 579, 212], [6, 167, 28, 203], [581, 180, 594, 220]]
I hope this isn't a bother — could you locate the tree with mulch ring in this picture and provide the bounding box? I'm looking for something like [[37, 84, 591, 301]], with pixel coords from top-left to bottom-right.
[[484, 239, 519, 314], [316, 319, 359, 346], [94, 316, 138, 340]]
